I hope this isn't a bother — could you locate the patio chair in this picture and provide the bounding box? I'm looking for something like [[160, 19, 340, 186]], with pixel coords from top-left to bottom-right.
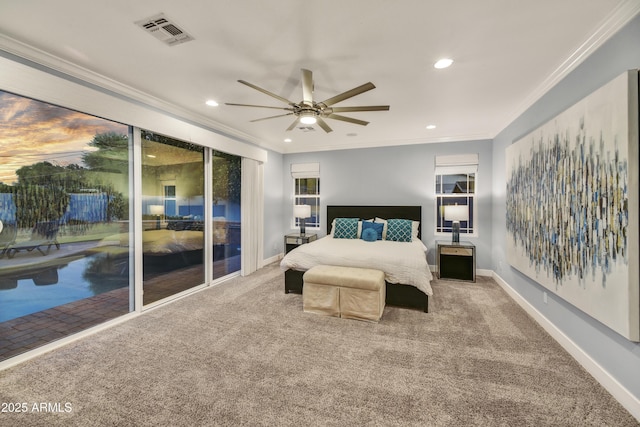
[[0, 222, 17, 259], [6, 221, 60, 259]]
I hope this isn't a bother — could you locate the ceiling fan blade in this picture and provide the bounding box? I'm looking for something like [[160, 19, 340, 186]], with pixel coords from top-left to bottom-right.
[[237, 80, 293, 105], [326, 114, 369, 126], [225, 102, 293, 111], [250, 113, 294, 123], [319, 82, 376, 107], [316, 117, 333, 133], [301, 68, 314, 105], [285, 119, 299, 131], [330, 105, 389, 113]]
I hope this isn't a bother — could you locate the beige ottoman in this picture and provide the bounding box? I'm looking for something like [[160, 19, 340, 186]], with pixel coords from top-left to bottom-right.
[[303, 265, 386, 322]]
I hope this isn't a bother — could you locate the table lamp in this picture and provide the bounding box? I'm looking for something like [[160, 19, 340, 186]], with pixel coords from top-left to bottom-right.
[[293, 204, 311, 236], [149, 204, 164, 230], [444, 204, 468, 243]]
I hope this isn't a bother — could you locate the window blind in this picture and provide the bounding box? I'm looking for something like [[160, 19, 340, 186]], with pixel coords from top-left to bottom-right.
[[435, 154, 478, 175], [291, 162, 320, 178]]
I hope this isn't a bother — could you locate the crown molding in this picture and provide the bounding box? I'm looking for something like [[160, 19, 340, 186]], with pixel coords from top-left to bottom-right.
[[0, 33, 271, 151]]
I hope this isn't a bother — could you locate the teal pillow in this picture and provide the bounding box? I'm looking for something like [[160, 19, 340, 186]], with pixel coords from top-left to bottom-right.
[[333, 218, 359, 239], [386, 219, 413, 242], [362, 221, 383, 240], [361, 227, 377, 242]]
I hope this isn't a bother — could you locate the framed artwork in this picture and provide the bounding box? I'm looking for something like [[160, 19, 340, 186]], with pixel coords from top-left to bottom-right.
[[506, 70, 639, 341]]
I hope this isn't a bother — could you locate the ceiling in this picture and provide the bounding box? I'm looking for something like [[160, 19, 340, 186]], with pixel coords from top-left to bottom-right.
[[0, 1, 637, 154]]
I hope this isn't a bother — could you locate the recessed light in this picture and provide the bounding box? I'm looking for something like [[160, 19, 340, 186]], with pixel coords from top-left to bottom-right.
[[205, 100, 219, 107], [434, 58, 453, 69], [426, 124, 436, 130], [284, 138, 292, 143]]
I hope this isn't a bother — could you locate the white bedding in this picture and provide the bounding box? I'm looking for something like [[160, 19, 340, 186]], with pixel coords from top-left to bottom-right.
[[98, 229, 204, 254], [280, 236, 433, 296]]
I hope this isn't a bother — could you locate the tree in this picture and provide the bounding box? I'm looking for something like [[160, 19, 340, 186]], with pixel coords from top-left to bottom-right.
[[12, 184, 69, 228], [212, 151, 241, 205], [82, 132, 129, 174], [16, 161, 86, 188]]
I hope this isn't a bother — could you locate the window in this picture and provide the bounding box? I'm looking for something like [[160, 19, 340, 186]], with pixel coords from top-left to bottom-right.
[[291, 163, 320, 229], [435, 154, 478, 235]]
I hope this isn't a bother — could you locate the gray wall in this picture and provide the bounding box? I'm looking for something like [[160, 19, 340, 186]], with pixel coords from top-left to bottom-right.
[[282, 139, 493, 268], [491, 14, 640, 399]]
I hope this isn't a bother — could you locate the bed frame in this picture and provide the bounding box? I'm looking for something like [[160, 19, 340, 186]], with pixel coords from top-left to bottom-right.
[[284, 205, 429, 313]]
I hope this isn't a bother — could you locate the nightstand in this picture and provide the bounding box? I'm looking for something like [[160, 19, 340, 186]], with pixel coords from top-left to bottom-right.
[[436, 240, 476, 282], [284, 233, 317, 254]]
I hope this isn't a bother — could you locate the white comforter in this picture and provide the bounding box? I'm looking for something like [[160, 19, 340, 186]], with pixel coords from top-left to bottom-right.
[[280, 236, 433, 296]]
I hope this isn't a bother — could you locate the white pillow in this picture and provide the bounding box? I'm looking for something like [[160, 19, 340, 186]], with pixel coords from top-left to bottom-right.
[[375, 217, 388, 239], [411, 221, 420, 239]]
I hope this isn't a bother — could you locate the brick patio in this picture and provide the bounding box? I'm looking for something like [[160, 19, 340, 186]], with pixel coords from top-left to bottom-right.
[[0, 287, 130, 361]]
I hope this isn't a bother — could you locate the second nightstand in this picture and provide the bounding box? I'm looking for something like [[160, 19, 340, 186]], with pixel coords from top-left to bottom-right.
[[436, 240, 476, 282], [284, 233, 317, 254]]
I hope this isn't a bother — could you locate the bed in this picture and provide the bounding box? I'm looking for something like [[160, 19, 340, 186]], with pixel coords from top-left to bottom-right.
[[96, 229, 206, 275], [280, 205, 433, 312]]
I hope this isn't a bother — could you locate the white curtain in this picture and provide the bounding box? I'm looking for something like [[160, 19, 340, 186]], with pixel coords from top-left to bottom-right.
[[241, 158, 264, 276]]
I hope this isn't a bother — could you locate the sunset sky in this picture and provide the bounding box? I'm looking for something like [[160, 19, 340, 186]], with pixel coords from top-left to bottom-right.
[[0, 90, 129, 184]]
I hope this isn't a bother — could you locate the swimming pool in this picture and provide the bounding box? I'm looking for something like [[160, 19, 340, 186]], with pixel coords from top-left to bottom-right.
[[0, 253, 130, 323]]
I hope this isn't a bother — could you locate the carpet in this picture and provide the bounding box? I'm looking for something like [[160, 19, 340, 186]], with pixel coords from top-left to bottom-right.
[[0, 263, 637, 426]]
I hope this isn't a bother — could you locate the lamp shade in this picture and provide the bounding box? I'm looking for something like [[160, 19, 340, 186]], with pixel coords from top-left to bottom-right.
[[293, 204, 311, 219], [149, 204, 164, 215], [444, 205, 468, 222]]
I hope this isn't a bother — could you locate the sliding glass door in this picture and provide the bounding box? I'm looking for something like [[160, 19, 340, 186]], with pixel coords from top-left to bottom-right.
[[0, 90, 133, 361], [212, 150, 241, 279], [141, 131, 205, 305], [0, 89, 244, 361]]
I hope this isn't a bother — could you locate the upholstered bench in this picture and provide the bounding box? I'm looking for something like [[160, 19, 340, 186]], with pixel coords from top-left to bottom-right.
[[302, 265, 386, 322]]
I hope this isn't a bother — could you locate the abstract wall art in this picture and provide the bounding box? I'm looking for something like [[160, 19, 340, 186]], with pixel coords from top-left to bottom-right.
[[506, 70, 639, 341]]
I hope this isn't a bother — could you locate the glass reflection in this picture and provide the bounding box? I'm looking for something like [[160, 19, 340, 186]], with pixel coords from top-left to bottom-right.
[[212, 151, 241, 279], [141, 131, 205, 304], [0, 90, 132, 361]]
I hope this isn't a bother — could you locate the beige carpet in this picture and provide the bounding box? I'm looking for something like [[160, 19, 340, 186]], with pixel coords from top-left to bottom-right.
[[0, 263, 637, 426]]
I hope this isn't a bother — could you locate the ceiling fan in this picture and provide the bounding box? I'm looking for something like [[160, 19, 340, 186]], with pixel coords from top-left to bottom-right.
[[225, 68, 389, 133]]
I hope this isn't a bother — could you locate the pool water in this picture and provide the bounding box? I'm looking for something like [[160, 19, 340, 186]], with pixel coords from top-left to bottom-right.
[[0, 253, 129, 323]]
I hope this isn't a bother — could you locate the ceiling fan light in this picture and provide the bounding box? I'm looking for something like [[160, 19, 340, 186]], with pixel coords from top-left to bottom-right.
[[299, 112, 317, 125]]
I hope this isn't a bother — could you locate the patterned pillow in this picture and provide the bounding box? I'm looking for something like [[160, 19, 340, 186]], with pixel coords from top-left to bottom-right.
[[333, 218, 359, 239], [386, 219, 413, 242]]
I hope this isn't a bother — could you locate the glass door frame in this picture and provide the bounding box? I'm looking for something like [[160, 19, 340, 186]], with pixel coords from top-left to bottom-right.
[[133, 128, 238, 312]]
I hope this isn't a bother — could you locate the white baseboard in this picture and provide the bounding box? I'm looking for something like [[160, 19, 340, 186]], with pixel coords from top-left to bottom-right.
[[492, 271, 640, 422], [262, 253, 283, 267]]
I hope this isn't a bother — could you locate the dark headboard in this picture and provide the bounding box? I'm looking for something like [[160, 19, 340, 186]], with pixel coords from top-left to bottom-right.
[[326, 205, 422, 239]]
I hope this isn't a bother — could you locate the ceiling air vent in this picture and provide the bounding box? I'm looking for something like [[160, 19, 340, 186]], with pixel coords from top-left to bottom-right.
[[135, 13, 194, 46]]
